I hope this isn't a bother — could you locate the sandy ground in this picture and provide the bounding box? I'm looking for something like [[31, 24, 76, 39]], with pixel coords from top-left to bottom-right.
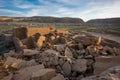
[[87, 32, 120, 43]]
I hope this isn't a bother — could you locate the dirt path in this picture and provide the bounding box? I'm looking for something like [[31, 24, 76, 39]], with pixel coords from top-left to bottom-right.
[[86, 32, 120, 43]]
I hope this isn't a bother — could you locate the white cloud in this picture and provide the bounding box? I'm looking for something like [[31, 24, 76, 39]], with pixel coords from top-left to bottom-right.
[[79, 0, 120, 21], [0, 9, 24, 16], [0, 0, 120, 21], [25, 8, 48, 16], [49, 0, 120, 21]]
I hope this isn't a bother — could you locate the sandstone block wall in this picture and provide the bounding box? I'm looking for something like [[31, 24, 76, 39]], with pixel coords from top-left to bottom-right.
[[13, 26, 55, 40]]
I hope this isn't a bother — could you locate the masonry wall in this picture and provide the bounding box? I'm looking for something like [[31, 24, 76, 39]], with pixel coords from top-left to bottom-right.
[[13, 26, 56, 40]]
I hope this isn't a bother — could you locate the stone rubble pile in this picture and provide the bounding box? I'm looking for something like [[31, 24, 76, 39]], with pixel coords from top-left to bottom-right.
[[0, 27, 120, 80]]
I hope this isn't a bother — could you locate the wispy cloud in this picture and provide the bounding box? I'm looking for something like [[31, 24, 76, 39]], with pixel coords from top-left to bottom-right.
[[0, 9, 24, 16], [0, 0, 120, 21], [78, 0, 120, 21]]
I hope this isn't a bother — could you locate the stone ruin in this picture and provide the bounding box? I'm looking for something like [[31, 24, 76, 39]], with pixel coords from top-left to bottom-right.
[[13, 26, 56, 40], [12, 26, 69, 51], [0, 26, 120, 80]]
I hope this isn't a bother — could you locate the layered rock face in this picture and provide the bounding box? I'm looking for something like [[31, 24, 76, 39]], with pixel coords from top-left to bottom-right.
[[86, 18, 120, 26]]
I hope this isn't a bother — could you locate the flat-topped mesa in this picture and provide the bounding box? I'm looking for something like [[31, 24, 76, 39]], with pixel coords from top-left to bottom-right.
[[13, 25, 56, 40]]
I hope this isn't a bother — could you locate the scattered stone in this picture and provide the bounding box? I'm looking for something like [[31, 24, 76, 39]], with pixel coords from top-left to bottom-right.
[[54, 44, 66, 52], [25, 59, 37, 67], [103, 46, 115, 55], [0, 65, 8, 79], [52, 37, 66, 44], [81, 76, 96, 80], [72, 34, 85, 39], [23, 49, 39, 56], [44, 49, 59, 56], [100, 51, 108, 55], [96, 45, 103, 50], [68, 44, 78, 50], [13, 64, 44, 80], [4, 57, 26, 69], [36, 35, 46, 47], [80, 49, 86, 54], [13, 37, 26, 52], [72, 59, 87, 73], [4, 50, 16, 58], [113, 47, 120, 55], [52, 56, 59, 65], [58, 58, 65, 66], [86, 45, 98, 55], [40, 50, 60, 67], [32, 33, 41, 42], [81, 36, 97, 47], [1, 73, 13, 80], [62, 61, 71, 76], [51, 74, 65, 80], [78, 43, 84, 50], [51, 36, 55, 40], [64, 47, 73, 59], [77, 50, 85, 57], [45, 56, 59, 66], [23, 37, 37, 49], [76, 75, 84, 80], [31, 69, 56, 80], [96, 36, 102, 45]]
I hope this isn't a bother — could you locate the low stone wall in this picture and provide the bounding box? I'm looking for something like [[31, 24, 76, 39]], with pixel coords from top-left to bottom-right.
[[13, 26, 56, 40]]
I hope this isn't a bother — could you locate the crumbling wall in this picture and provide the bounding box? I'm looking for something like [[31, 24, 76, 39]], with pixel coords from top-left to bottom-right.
[[12, 26, 56, 50], [13, 26, 56, 40], [27, 26, 55, 36], [13, 27, 27, 40]]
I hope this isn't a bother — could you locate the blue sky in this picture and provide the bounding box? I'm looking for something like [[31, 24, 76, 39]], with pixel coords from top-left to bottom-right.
[[0, 0, 120, 21]]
